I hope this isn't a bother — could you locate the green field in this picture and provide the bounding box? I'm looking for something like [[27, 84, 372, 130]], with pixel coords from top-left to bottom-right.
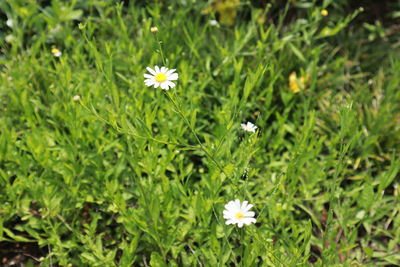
[[1, 0, 400, 266]]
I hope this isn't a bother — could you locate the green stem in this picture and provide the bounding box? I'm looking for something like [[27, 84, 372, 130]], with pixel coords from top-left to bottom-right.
[[154, 34, 167, 66], [240, 227, 244, 267], [163, 91, 227, 177], [135, 176, 167, 260], [211, 204, 238, 266], [80, 102, 197, 150]]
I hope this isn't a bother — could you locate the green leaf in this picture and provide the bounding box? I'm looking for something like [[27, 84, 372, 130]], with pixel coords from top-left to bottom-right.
[[360, 183, 374, 210], [3, 228, 33, 242], [150, 252, 167, 267], [288, 43, 306, 62], [378, 157, 400, 192], [64, 9, 83, 20]]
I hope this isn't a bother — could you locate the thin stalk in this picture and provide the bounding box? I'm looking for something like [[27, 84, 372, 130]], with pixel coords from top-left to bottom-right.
[[211, 203, 238, 266], [165, 90, 239, 264], [151, 28, 226, 177], [154, 33, 167, 66], [163, 91, 228, 177], [80, 101, 197, 150], [240, 228, 244, 267], [135, 176, 167, 260]]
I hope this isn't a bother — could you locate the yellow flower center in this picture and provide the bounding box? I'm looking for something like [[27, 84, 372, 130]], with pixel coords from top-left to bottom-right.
[[235, 212, 244, 219], [155, 73, 167, 82]]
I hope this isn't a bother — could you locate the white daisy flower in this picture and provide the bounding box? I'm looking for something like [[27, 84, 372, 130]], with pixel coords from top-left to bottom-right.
[[241, 121, 257, 133], [223, 199, 256, 228], [51, 48, 62, 57], [144, 66, 178, 90]]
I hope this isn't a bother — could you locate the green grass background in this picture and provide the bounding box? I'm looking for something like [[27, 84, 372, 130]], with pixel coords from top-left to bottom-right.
[[0, 0, 399, 266]]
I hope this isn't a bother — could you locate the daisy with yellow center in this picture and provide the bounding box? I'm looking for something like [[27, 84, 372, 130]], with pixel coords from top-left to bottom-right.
[[144, 66, 178, 90], [51, 48, 62, 57], [223, 199, 256, 228]]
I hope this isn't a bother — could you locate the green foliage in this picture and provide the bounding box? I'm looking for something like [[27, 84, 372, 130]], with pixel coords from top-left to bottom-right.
[[0, 0, 399, 266]]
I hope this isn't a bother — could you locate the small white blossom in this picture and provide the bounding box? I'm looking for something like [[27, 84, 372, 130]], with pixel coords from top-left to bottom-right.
[[6, 19, 13, 28], [5, 35, 15, 43], [73, 95, 81, 102], [241, 121, 257, 133], [150, 27, 158, 33], [51, 48, 62, 57], [209, 20, 219, 26], [223, 199, 256, 228], [144, 66, 178, 90]]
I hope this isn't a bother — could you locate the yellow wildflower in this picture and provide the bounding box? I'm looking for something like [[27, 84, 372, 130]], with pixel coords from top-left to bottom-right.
[[321, 9, 328, 16], [289, 72, 306, 93], [202, 0, 240, 26]]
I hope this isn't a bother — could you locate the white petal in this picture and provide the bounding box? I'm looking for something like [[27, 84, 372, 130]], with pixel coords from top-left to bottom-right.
[[223, 210, 232, 216], [247, 122, 257, 131], [223, 214, 232, 219], [6, 19, 13, 28], [146, 67, 156, 75], [225, 201, 237, 211], [155, 66, 160, 73], [165, 69, 176, 75], [168, 73, 179, 81], [243, 218, 256, 225], [165, 81, 175, 89], [160, 82, 169, 90], [244, 211, 255, 217], [161, 67, 167, 73], [145, 80, 155, 87], [241, 201, 249, 210], [234, 199, 241, 209], [224, 201, 233, 210], [244, 204, 254, 212], [144, 74, 154, 79], [237, 222, 244, 228], [209, 20, 219, 26], [224, 215, 234, 221], [225, 204, 233, 212], [154, 82, 160, 88], [225, 219, 235, 225]]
